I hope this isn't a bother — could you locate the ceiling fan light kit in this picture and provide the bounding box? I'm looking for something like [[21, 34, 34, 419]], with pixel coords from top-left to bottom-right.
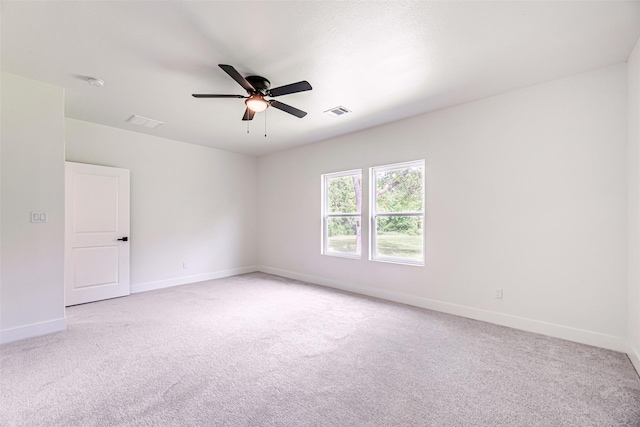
[[245, 94, 268, 113], [192, 64, 312, 122]]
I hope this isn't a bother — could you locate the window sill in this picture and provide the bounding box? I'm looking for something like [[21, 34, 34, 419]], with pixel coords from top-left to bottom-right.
[[370, 256, 424, 267], [323, 252, 362, 260]]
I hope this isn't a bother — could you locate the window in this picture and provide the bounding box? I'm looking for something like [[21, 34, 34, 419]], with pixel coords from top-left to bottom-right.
[[370, 160, 425, 265], [322, 170, 362, 257]]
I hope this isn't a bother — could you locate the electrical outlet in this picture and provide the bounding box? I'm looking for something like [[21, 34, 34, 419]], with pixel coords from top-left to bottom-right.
[[495, 289, 503, 299], [183, 262, 188, 269]]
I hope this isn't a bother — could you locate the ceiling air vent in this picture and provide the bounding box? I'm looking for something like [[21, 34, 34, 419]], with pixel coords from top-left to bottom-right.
[[127, 115, 164, 129], [324, 106, 351, 117]]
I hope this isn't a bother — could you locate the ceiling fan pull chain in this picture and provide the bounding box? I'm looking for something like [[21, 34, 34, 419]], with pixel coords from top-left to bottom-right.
[[264, 109, 267, 137], [247, 121, 249, 134]]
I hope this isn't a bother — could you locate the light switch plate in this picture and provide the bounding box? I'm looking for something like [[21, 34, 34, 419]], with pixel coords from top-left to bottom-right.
[[31, 212, 48, 223]]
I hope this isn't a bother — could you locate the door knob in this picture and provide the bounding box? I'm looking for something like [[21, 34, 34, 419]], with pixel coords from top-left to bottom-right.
[[117, 237, 128, 242]]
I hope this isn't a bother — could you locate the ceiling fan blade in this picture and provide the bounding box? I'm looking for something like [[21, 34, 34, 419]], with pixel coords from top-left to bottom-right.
[[219, 64, 255, 93], [242, 108, 255, 121], [268, 100, 307, 118], [192, 94, 246, 98], [268, 81, 312, 97]]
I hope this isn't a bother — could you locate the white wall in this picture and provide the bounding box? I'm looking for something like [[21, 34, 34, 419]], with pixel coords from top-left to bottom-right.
[[1, 62, 634, 355], [259, 64, 629, 351], [65, 119, 258, 292], [0, 73, 66, 343], [628, 37, 640, 372]]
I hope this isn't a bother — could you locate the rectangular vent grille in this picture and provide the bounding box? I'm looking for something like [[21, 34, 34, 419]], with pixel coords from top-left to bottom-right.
[[127, 115, 164, 129], [324, 106, 352, 117]]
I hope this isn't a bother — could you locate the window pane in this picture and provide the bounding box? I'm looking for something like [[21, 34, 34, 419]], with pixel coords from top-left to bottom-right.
[[375, 216, 423, 260], [327, 216, 361, 255], [322, 169, 362, 258], [327, 175, 361, 214], [375, 166, 423, 213]]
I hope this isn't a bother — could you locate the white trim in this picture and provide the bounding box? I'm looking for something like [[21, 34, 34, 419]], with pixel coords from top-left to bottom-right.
[[0, 317, 67, 344], [322, 168, 362, 180], [131, 265, 259, 293], [324, 251, 361, 260], [258, 265, 627, 353], [370, 159, 426, 173], [370, 255, 424, 267], [628, 342, 640, 377]]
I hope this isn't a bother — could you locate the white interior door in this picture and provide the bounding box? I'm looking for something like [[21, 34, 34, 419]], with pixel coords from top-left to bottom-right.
[[65, 162, 130, 306]]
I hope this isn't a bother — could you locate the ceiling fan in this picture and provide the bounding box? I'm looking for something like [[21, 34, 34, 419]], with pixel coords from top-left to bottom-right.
[[193, 64, 312, 121]]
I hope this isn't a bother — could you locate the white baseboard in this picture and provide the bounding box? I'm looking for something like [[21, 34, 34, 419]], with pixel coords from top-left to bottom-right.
[[131, 265, 259, 294], [258, 266, 627, 353], [628, 342, 640, 376], [0, 317, 67, 344]]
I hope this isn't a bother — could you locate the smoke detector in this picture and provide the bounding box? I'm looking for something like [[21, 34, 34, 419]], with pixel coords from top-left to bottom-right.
[[86, 77, 105, 88]]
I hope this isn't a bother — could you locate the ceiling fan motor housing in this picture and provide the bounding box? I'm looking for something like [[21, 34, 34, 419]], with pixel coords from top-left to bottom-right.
[[246, 76, 271, 94]]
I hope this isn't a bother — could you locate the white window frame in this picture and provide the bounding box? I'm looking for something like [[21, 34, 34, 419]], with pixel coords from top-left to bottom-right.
[[370, 160, 425, 266], [321, 169, 362, 258]]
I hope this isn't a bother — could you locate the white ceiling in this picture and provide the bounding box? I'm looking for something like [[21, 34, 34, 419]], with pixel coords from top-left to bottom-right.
[[2, 1, 640, 156]]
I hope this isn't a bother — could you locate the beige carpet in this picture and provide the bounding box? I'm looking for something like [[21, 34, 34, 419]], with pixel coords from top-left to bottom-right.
[[1, 272, 639, 426]]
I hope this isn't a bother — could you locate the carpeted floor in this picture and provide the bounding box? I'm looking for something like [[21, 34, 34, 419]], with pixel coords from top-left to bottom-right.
[[1, 272, 639, 426]]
